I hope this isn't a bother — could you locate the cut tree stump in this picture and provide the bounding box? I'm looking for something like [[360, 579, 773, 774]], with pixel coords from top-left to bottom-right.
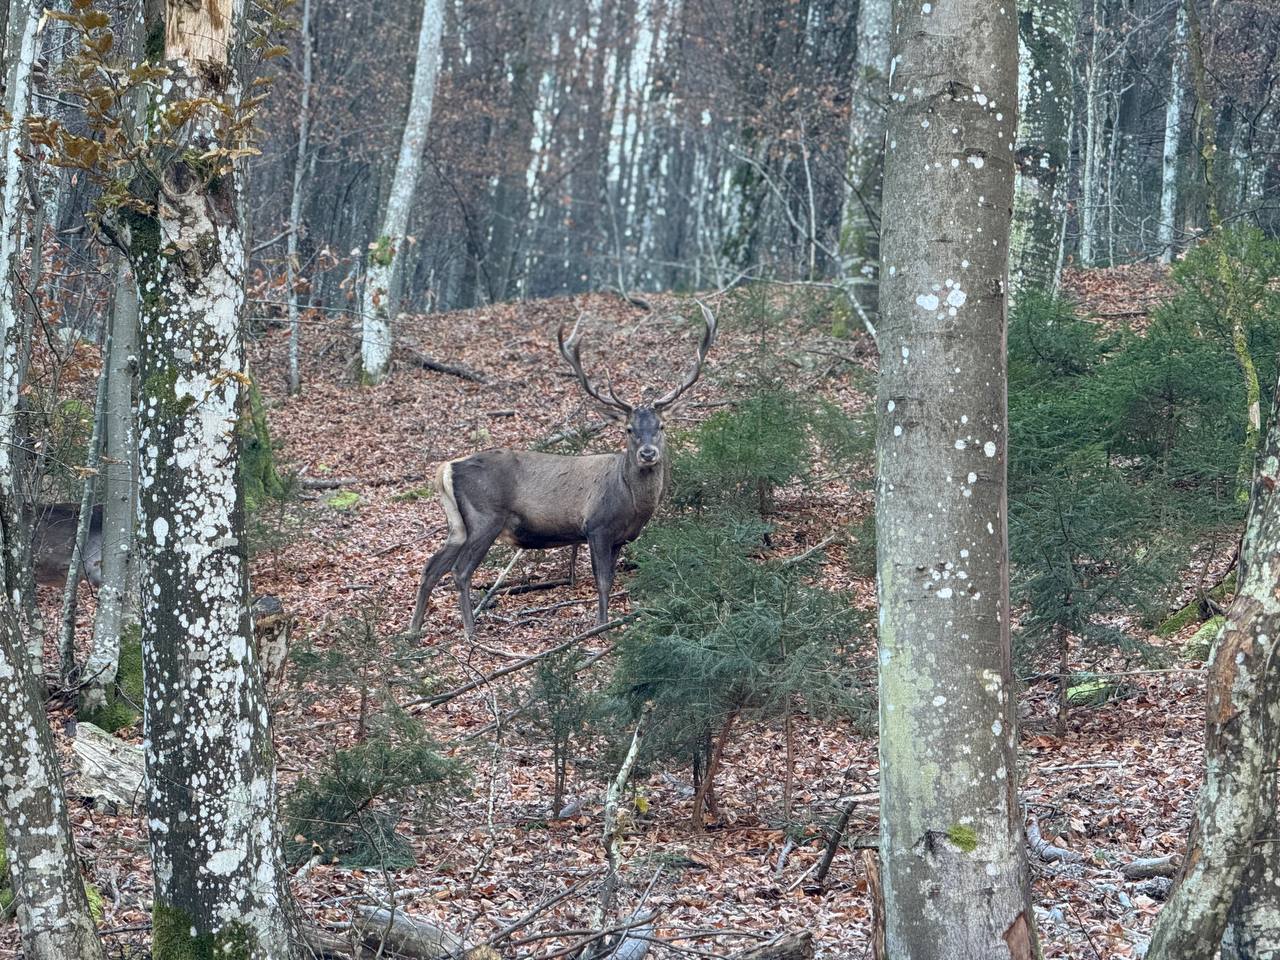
[[71, 721, 144, 811], [730, 933, 814, 960]]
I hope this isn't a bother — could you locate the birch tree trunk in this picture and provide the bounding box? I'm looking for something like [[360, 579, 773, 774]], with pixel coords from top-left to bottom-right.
[[126, 2, 302, 955], [1146, 370, 1280, 958], [84, 258, 140, 714], [359, 0, 446, 384], [1010, 0, 1077, 295], [0, 591, 107, 960], [1078, 0, 1103, 267], [1158, 6, 1188, 264], [875, 0, 1037, 954], [286, 0, 312, 396], [839, 0, 890, 314]]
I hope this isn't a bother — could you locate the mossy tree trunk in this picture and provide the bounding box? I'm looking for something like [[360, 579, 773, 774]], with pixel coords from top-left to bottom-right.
[[1147, 371, 1280, 958], [359, 0, 446, 384], [0, 587, 107, 960], [1010, 0, 1077, 296], [123, 2, 302, 956], [875, 0, 1037, 954]]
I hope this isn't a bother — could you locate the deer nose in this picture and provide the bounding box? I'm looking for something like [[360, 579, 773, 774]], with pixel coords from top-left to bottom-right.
[[637, 445, 660, 464]]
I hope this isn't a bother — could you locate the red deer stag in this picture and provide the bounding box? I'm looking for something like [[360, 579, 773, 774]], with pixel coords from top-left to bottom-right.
[[410, 305, 717, 637]]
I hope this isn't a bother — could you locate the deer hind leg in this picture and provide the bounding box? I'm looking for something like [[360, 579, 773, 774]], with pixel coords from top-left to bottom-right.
[[450, 517, 505, 639], [410, 462, 468, 633], [567, 544, 579, 587]]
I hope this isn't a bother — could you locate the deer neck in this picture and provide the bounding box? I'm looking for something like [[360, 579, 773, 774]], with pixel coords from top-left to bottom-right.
[[616, 452, 664, 525]]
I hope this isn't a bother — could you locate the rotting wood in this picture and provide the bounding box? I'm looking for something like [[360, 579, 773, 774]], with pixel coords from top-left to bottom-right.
[[730, 932, 815, 960]]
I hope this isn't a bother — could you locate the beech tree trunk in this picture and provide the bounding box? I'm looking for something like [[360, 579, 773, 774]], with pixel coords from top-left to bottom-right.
[[1010, 0, 1077, 295], [0, 592, 107, 960], [1158, 7, 1188, 264], [1146, 370, 1280, 958], [874, 0, 1037, 955], [359, 0, 446, 384], [84, 258, 140, 714], [126, 2, 302, 956]]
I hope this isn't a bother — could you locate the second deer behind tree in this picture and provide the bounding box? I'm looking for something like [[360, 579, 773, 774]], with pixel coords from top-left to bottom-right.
[[410, 305, 717, 637]]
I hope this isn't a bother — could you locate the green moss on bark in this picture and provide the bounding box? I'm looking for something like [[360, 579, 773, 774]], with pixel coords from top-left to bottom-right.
[[946, 824, 978, 853], [79, 625, 143, 732], [239, 377, 286, 513], [152, 902, 256, 960]]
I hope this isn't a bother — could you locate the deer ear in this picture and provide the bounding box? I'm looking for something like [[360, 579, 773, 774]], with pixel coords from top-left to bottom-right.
[[600, 404, 629, 424]]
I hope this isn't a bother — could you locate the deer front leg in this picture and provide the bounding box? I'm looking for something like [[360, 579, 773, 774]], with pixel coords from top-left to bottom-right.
[[588, 537, 620, 625]]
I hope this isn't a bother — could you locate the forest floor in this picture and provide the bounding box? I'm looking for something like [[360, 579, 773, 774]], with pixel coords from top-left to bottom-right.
[[13, 265, 1221, 960]]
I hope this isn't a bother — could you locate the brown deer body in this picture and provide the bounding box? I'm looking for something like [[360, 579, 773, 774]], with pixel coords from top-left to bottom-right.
[[410, 307, 716, 637]]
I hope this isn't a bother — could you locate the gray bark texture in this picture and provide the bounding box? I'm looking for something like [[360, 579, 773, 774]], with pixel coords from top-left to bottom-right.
[[839, 0, 891, 313], [1010, 0, 1078, 295], [1147, 371, 1280, 959], [1, 0, 39, 664], [127, 1, 302, 955], [359, 0, 447, 383], [84, 258, 141, 714], [874, 0, 1037, 955], [1158, 7, 1188, 264], [0, 597, 107, 960]]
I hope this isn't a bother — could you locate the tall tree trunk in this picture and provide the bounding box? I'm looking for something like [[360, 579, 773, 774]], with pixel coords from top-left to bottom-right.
[[126, 2, 302, 955], [359, 0, 447, 384], [839, 0, 890, 314], [1010, 0, 1077, 295], [56, 350, 108, 682], [1158, 6, 1188, 264], [1079, 0, 1104, 267], [286, 0, 312, 396], [1146, 370, 1280, 958], [84, 257, 141, 714], [1, 0, 40, 666], [875, 0, 1037, 954], [0, 588, 107, 960]]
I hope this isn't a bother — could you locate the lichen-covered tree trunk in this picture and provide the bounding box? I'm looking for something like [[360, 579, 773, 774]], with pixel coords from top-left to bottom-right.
[[1158, 6, 1188, 264], [0, 591, 107, 960], [359, 0, 446, 384], [84, 257, 140, 714], [1146, 371, 1280, 958], [128, 2, 302, 956], [874, 0, 1037, 954], [1, 0, 39, 666], [1010, 0, 1077, 296], [839, 0, 890, 314]]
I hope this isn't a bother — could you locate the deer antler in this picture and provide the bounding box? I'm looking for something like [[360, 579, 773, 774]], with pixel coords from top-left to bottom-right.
[[653, 302, 718, 411], [558, 312, 633, 414]]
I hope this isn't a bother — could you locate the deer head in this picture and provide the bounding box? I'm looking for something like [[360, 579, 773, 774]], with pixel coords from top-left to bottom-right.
[[557, 303, 718, 471]]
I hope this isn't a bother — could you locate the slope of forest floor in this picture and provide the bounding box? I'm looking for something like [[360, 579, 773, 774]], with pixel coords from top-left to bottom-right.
[[13, 267, 1216, 960]]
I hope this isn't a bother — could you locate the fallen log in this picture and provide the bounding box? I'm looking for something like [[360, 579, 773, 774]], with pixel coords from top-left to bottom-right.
[[353, 906, 497, 959], [730, 933, 814, 960], [397, 346, 487, 383], [1027, 815, 1083, 864], [71, 722, 144, 811]]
